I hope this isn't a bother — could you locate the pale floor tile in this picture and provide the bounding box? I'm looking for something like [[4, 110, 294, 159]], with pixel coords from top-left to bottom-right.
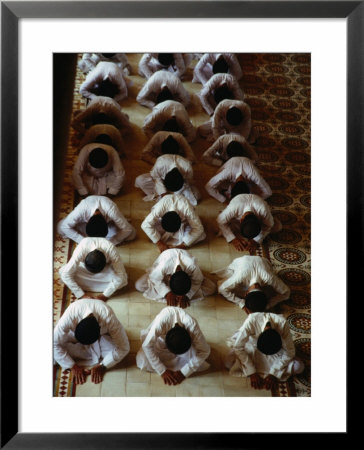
[[223, 385, 272, 397], [126, 366, 151, 384], [176, 382, 200, 397], [126, 383, 152, 397], [76, 378, 102, 397], [128, 314, 152, 330], [128, 302, 151, 316], [200, 385, 224, 397], [151, 385, 176, 397], [101, 369, 127, 397]]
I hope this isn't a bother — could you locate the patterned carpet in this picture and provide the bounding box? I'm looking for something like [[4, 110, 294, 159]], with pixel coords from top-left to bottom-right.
[[53, 53, 310, 397]]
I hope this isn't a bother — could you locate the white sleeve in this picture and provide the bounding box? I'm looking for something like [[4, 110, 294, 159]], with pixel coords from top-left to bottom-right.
[[113, 75, 128, 102], [186, 264, 204, 300], [205, 171, 227, 203], [72, 149, 89, 196], [268, 322, 296, 379], [202, 139, 224, 166], [107, 151, 125, 195], [217, 204, 239, 243], [141, 208, 163, 244], [193, 54, 211, 84], [180, 323, 210, 377], [212, 104, 226, 139], [253, 204, 274, 244], [172, 54, 186, 78], [227, 54, 243, 80], [139, 54, 154, 78], [177, 134, 196, 162], [149, 263, 171, 299], [108, 205, 136, 245], [142, 322, 169, 375], [101, 316, 130, 368], [59, 244, 88, 298], [218, 273, 245, 306], [103, 245, 128, 297], [245, 164, 272, 199], [266, 275, 291, 309], [230, 319, 257, 376], [57, 209, 85, 244], [141, 134, 161, 164], [79, 70, 99, 100], [199, 81, 216, 116], [53, 313, 76, 369], [183, 209, 204, 247], [136, 79, 157, 109]]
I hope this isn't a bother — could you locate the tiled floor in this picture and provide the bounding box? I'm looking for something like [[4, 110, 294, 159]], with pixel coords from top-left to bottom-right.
[[54, 53, 310, 397]]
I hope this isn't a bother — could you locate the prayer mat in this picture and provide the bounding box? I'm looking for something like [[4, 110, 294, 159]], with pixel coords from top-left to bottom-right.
[[53, 53, 310, 397]]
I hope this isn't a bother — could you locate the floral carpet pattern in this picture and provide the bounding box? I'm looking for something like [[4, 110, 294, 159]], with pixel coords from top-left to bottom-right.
[[53, 53, 310, 397]]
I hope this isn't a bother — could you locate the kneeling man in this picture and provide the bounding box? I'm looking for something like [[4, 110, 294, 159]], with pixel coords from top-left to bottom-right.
[[136, 306, 210, 385], [54, 298, 130, 384], [135, 248, 216, 308], [59, 237, 128, 301], [225, 312, 304, 390]]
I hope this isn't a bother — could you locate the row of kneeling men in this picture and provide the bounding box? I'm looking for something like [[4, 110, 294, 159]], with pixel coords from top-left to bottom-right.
[[54, 301, 304, 389]]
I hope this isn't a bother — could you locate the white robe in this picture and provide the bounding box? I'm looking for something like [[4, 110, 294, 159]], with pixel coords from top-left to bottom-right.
[[54, 298, 130, 369], [225, 312, 302, 381], [79, 61, 129, 102], [72, 143, 125, 196], [71, 96, 131, 134], [198, 73, 245, 116], [193, 53, 243, 84], [57, 195, 136, 245], [141, 194, 205, 247], [136, 71, 190, 109], [136, 306, 210, 377], [78, 53, 130, 74], [205, 157, 272, 203], [217, 193, 274, 244], [215, 255, 290, 309], [199, 99, 252, 143], [138, 53, 192, 79], [141, 131, 195, 165], [135, 154, 200, 205], [59, 237, 128, 298], [135, 248, 216, 302], [79, 124, 124, 155], [143, 100, 196, 142], [202, 133, 258, 167]]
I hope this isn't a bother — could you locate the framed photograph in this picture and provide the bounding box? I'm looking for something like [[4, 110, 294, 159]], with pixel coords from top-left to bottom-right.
[[2, 1, 357, 448]]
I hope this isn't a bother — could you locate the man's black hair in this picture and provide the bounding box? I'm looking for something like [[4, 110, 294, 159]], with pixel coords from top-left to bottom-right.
[[226, 141, 247, 159], [85, 214, 108, 238], [156, 87, 174, 104], [169, 270, 192, 296], [165, 324, 192, 355], [101, 53, 116, 58], [230, 181, 250, 199], [89, 147, 109, 169], [84, 249, 107, 273], [245, 291, 268, 312], [213, 84, 234, 105], [91, 113, 114, 126], [75, 315, 101, 345], [240, 214, 261, 239], [95, 78, 119, 99], [158, 53, 174, 67], [161, 135, 180, 155], [226, 107, 243, 126], [161, 211, 182, 233], [163, 118, 180, 133], [257, 327, 282, 355], [94, 133, 113, 146], [163, 168, 184, 192], [212, 56, 229, 74]]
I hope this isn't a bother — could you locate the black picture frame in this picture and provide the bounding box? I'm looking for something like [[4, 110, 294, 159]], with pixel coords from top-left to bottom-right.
[[1, 1, 357, 448]]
